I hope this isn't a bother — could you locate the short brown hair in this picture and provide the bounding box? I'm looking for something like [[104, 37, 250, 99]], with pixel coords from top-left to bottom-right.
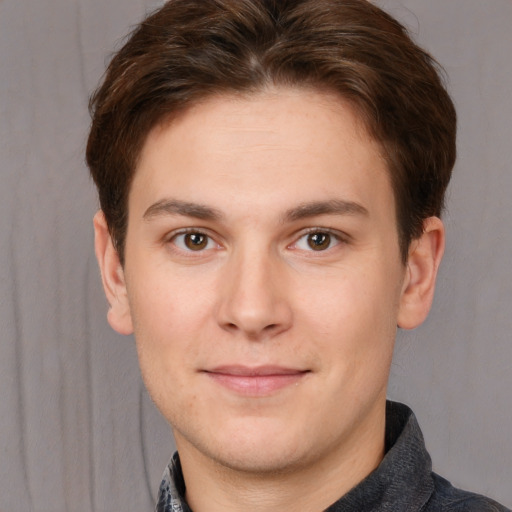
[[86, 0, 456, 264]]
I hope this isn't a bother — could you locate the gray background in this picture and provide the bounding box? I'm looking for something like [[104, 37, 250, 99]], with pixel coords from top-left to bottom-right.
[[1, 0, 510, 510]]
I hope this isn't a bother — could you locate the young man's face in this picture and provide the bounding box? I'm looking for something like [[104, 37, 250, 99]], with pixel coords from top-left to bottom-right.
[[96, 87, 442, 477]]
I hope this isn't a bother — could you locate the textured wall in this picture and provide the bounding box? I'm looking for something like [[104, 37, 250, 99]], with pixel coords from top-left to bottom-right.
[[0, 1, 510, 510]]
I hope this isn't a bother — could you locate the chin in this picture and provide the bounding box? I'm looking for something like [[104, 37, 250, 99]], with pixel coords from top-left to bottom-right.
[[176, 417, 311, 475], [208, 444, 308, 476]]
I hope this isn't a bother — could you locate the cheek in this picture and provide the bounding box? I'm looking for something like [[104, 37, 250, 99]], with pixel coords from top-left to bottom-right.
[[296, 264, 400, 369], [128, 262, 215, 334], [296, 268, 394, 331], [131, 300, 205, 427], [126, 269, 212, 393]]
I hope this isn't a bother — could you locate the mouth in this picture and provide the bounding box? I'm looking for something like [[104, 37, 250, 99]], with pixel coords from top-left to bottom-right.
[[202, 365, 310, 396]]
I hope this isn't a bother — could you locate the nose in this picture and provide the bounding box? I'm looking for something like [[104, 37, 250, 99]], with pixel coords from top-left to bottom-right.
[[216, 247, 293, 340]]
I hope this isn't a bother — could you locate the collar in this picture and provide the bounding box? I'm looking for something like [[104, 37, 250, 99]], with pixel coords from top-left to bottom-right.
[[155, 401, 434, 512], [155, 451, 191, 512], [325, 401, 434, 511]]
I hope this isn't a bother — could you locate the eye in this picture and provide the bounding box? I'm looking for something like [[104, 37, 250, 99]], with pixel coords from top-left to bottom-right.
[[293, 231, 341, 251], [172, 231, 216, 252]]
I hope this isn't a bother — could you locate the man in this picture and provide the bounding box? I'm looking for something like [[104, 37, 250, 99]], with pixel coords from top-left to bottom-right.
[[86, 0, 509, 511]]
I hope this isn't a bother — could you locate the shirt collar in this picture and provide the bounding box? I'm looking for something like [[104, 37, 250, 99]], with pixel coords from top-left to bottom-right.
[[325, 401, 434, 511], [155, 401, 434, 512], [155, 451, 191, 512]]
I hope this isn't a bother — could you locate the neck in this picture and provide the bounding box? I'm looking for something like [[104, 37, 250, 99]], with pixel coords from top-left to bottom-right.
[[175, 406, 386, 512]]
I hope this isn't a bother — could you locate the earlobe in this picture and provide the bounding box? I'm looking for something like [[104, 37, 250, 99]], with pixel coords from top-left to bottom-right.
[[93, 211, 134, 335], [397, 216, 445, 330]]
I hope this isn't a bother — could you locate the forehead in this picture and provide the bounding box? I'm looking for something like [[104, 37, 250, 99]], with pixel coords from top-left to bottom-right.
[[131, 87, 392, 219], [148, 87, 374, 156]]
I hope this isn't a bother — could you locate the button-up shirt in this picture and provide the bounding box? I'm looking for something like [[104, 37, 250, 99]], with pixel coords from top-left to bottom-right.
[[155, 401, 510, 511]]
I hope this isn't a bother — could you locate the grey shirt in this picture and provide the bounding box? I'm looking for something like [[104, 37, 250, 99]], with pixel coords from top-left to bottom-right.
[[155, 401, 510, 511]]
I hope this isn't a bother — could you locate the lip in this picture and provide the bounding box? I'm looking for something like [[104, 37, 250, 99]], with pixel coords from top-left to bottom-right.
[[202, 365, 309, 396]]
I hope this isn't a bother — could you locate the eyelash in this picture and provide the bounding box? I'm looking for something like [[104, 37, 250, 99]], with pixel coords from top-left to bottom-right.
[[167, 228, 220, 254], [165, 227, 348, 255], [290, 228, 346, 253]]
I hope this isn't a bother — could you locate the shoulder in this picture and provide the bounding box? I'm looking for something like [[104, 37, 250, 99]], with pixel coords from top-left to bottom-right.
[[422, 473, 511, 512]]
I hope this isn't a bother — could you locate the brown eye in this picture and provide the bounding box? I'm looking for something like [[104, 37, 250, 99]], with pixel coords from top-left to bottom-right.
[[307, 232, 331, 251], [171, 231, 218, 254], [183, 233, 208, 251]]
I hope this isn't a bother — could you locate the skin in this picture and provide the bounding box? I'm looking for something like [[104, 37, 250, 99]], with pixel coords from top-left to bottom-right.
[[94, 87, 444, 512]]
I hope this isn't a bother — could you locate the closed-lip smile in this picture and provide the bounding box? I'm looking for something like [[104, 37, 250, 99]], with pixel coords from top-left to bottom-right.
[[202, 365, 310, 395]]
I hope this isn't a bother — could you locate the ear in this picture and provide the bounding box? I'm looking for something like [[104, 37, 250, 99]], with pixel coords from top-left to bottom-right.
[[397, 216, 445, 330], [93, 211, 133, 335]]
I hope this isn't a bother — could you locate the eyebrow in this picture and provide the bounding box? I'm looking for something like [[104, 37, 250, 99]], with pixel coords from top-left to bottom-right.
[[143, 199, 223, 221], [142, 198, 368, 223], [283, 199, 368, 222]]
